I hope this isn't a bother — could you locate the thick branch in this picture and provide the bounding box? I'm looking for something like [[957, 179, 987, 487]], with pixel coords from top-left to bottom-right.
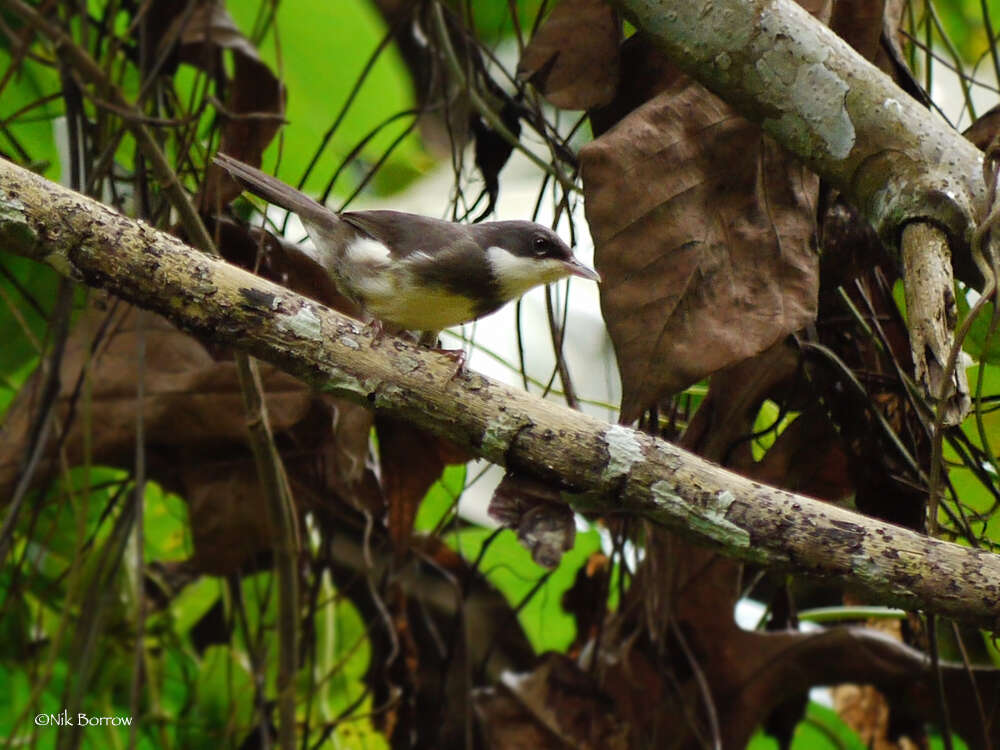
[[613, 0, 986, 261], [2, 157, 1000, 627]]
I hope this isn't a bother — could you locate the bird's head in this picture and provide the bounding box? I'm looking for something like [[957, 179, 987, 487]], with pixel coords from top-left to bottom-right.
[[481, 222, 601, 302]]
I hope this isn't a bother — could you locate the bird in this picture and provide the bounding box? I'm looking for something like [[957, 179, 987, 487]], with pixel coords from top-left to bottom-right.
[[213, 153, 600, 335]]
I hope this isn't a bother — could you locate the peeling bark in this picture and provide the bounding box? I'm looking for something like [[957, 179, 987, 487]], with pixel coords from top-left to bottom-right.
[[901, 221, 970, 424]]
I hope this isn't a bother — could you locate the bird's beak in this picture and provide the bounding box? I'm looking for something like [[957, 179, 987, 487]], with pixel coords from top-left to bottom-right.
[[563, 257, 602, 283]]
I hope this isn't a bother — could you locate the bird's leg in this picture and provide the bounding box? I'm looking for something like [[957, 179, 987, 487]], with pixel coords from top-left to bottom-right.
[[441, 347, 468, 379], [418, 330, 468, 379], [364, 317, 387, 347], [417, 330, 440, 348]]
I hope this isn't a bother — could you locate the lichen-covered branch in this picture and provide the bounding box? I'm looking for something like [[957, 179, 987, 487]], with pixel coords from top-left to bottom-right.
[[612, 0, 986, 263], [2, 157, 1000, 627]]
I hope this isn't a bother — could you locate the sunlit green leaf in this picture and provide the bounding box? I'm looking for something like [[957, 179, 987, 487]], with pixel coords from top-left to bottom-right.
[[181, 645, 255, 747], [446, 525, 602, 653], [0, 48, 62, 178], [748, 701, 866, 749], [228, 0, 431, 199], [143, 483, 192, 563], [414, 463, 466, 532]]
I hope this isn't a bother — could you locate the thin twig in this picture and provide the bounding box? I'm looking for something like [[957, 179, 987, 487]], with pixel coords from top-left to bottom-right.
[[430, 1, 578, 195]]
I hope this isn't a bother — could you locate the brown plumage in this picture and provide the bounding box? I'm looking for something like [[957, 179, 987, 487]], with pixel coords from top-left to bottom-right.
[[215, 153, 599, 331]]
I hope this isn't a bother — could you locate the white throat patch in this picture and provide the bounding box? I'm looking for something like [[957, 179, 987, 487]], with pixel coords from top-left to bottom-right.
[[486, 246, 568, 301]]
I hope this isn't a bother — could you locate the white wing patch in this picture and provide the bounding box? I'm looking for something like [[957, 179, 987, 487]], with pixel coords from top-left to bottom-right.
[[339, 236, 396, 305], [486, 246, 569, 300], [344, 236, 392, 267]]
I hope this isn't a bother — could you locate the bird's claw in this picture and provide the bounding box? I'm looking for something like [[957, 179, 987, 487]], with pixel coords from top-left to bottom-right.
[[365, 318, 386, 347], [436, 347, 467, 380]]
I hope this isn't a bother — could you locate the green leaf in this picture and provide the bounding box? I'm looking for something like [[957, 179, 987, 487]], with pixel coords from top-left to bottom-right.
[[23, 467, 131, 573], [942, 364, 1000, 542], [446, 525, 602, 653], [0, 666, 32, 739], [236, 571, 277, 651], [929, 731, 970, 750], [469, 0, 546, 42], [0, 358, 37, 422], [308, 572, 370, 716], [748, 701, 866, 749], [752, 400, 799, 461], [748, 701, 972, 750], [228, 0, 431, 199], [0, 251, 62, 382], [167, 577, 221, 639], [143, 483, 192, 563], [414, 463, 466, 532], [0, 48, 62, 178], [181, 645, 255, 746], [955, 289, 1000, 365]]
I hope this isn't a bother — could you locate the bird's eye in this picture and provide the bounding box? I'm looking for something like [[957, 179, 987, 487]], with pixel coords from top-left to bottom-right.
[[533, 236, 549, 256]]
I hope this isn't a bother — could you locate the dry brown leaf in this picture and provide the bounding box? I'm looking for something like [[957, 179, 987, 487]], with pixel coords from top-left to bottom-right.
[[746, 407, 853, 502], [489, 472, 576, 568], [476, 653, 630, 749], [167, 1, 286, 209], [0, 304, 376, 574], [964, 103, 1000, 151], [171, 1, 260, 61], [581, 78, 819, 422], [681, 340, 801, 461], [473, 687, 566, 749], [832, 684, 921, 750], [560, 551, 610, 651], [517, 0, 619, 110], [0, 306, 311, 484], [376, 415, 470, 555], [829, 0, 883, 61], [588, 32, 683, 137]]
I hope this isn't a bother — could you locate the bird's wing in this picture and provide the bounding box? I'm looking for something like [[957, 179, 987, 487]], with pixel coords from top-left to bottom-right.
[[399, 240, 503, 317], [345, 213, 507, 315], [340, 211, 476, 260]]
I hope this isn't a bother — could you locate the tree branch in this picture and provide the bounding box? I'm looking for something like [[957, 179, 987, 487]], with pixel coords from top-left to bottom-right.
[[611, 0, 986, 266], [3, 156, 1000, 627], [902, 221, 970, 425]]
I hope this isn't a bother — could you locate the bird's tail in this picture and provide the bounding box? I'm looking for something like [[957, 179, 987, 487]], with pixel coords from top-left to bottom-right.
[[213, 153, 341, 235]]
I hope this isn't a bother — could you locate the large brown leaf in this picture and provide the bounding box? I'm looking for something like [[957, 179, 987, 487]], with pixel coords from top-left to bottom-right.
[[517, 0, 620, 110], [0, 304, 377, 574], [174, 0, 285, 209], [829, 0, 884, 62], [580, 78, 819, 422], [375, 414, 469, 556]]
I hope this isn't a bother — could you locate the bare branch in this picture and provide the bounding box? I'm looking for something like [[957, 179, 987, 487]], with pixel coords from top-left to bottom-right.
[[4, 157, 1000, 627]]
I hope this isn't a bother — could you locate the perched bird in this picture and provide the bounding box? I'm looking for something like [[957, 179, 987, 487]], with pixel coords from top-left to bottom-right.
[[214, 153, 600, 334]]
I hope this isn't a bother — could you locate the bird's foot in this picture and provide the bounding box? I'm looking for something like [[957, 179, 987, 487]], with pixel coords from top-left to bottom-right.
[[435, 347, 468, 380], [365, 319, 386, 347], [417, 331, 467, 379]]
